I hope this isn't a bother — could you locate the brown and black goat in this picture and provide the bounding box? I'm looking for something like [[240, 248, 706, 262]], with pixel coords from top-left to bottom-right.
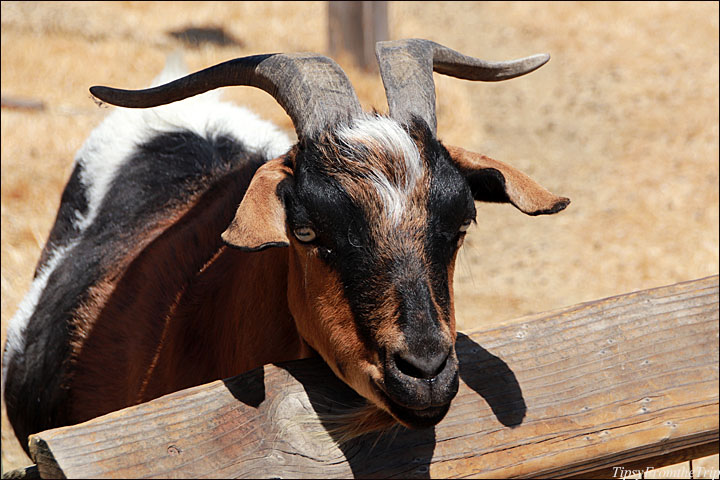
[[2, 39, 569, 451]]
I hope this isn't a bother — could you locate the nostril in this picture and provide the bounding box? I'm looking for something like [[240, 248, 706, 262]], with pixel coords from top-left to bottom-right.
[[394, 354, 426, 379], [394, 350, 449, 380]]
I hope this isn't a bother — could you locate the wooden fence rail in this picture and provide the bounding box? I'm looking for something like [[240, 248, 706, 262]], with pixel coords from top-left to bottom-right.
[[25, 275, 719, 478]]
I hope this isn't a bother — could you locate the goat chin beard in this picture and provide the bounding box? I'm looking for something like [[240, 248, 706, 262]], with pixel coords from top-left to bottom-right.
[[316, 402, 399, 445], [315, 362, 402, 443]]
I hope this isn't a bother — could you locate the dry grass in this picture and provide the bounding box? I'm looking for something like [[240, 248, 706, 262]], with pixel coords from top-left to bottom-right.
[[1, 1, 718, 473]]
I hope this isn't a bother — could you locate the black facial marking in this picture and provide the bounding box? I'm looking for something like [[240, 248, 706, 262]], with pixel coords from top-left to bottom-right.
[[287, 120, 474, 354], [287, 138, 389, 350], [419, 121, 476, 317]]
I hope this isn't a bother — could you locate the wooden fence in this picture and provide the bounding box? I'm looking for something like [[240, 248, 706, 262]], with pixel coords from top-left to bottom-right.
[[19, 275, 720, 478]]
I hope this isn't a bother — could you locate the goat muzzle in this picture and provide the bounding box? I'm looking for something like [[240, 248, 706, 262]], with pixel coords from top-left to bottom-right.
[[377, 345, 459, 428]]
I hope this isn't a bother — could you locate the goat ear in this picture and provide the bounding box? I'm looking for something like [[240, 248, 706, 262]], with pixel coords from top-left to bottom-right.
[[446, 145, 570, 215], [222, 158, 292, 251]]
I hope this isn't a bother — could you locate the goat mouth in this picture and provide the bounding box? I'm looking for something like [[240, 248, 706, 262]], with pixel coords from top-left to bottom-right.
[[370, 380, 451, 429], [386, 398, 451, 429]]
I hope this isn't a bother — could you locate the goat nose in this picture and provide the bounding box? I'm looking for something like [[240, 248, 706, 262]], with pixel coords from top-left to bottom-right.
[[394, 349, 450, 380]]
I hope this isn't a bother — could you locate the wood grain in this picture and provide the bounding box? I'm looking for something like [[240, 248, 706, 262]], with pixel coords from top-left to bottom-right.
[[28, 275, 719, 478]]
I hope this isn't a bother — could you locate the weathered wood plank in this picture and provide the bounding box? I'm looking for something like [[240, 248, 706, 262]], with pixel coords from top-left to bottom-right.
[[29, 275, 719, 478]]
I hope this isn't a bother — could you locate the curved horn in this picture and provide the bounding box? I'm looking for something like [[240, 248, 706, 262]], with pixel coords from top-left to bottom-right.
[[375, 39, 549, 134], [90, 53, 362, 139]]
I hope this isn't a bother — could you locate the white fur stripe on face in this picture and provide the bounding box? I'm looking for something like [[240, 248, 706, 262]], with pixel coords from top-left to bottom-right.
[[336, 114, 423, 224]]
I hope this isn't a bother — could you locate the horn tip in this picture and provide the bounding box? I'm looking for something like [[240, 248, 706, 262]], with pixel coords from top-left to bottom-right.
[[89, 85, 111, 101], [89, 85, 136, 108], [89, 85, 110, 106], [531, 53, 551, 68], [517, 53, 550, 77]]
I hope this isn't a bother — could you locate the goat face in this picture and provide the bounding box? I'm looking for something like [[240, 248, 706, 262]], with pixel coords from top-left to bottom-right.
[[286, 115, 466, 428], [222, 113, 568, 429]]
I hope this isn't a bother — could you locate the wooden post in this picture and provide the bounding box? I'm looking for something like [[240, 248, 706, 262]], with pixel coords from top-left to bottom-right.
[[328, 1, 388, 71], [27, 275, 719, 478]]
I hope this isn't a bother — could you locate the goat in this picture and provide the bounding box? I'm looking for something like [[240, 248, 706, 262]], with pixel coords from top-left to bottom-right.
[[2, 39, 569, 451]]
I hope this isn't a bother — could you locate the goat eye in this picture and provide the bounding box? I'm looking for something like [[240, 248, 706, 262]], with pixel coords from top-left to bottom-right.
[[459, 219, 473, 233], [293, 227, 316, 243]]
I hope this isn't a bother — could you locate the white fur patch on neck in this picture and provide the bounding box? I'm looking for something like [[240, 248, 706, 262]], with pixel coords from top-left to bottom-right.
[[336, 114, 423, 224]]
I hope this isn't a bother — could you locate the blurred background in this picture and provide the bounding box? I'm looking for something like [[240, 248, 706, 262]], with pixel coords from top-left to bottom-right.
[[1, 1, 718, 474]]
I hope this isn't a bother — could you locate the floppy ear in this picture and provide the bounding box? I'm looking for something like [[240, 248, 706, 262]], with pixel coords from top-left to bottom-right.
[[446, 145, 570, 215], [222, 158, 292, 251]]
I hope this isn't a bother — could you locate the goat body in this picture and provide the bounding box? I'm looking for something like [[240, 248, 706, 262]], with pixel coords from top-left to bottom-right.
[[3, 41, 569, 451], [2, 78, 304, 445]]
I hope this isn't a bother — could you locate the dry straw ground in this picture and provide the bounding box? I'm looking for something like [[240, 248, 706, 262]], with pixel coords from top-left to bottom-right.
[[1, 1, 718, 475]]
